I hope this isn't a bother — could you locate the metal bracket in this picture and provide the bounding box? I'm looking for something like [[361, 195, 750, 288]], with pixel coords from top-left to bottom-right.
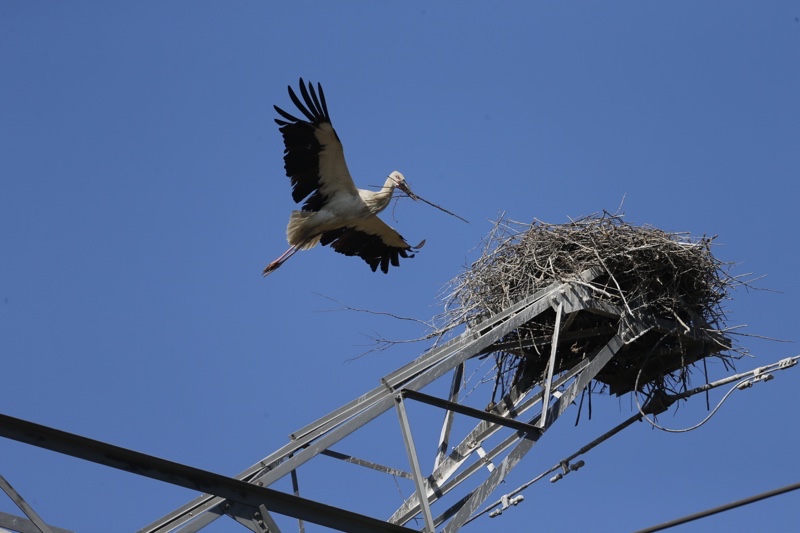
[[0, 473, 56, 533], [394, 394, 436, 533]]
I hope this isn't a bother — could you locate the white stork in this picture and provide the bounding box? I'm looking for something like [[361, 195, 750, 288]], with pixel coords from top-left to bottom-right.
[[263, 79, 424, 276]]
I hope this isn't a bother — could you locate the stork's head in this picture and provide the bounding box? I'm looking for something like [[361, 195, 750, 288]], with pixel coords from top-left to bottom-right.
[[389, 171, 419, 200]]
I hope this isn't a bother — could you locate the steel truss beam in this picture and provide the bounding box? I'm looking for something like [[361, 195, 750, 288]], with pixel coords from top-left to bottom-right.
[[0, 412, 413, 533], [140, 268, 608, 532], [0, 512, 73, 533], [0, 265, 736, 532], [0, 473, 57, 533], [138, 266, 728, 532]]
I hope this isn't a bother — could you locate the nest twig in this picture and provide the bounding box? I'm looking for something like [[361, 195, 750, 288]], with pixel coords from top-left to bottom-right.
[[438, 211, 749, 399]]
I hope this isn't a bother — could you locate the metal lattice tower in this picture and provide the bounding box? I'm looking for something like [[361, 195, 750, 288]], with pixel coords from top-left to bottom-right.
[[136, 266, 726, 532], [2, 267, 796, 533]]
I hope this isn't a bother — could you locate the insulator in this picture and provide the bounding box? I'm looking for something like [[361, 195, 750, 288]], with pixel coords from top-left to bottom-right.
[[570, 460, 585, 471]]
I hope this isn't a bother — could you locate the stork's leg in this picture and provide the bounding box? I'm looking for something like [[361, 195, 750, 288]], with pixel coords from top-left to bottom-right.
[[262, 245, 300, 276]]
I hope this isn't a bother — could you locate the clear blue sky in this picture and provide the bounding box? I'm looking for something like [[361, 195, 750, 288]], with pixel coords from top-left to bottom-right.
[[1, 2, 799, 532]]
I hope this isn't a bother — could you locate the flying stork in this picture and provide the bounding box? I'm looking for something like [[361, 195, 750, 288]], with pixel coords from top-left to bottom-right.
[[263, 78, 425, 276]]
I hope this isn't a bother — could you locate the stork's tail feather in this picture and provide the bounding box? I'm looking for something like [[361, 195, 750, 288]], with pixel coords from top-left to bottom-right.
[[287, 211, 321, 250]]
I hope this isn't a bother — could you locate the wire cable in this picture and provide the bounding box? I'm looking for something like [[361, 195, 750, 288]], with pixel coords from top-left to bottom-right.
[[634, 481, 800, 532], [634, 355, 799, 433], [635, 377, 747, 433], [466, 355, 799, 526]]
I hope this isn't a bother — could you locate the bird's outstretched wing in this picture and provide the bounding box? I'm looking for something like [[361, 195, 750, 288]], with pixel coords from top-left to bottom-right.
[[319, 216, 425, 273], [274, 78, 358, 212]]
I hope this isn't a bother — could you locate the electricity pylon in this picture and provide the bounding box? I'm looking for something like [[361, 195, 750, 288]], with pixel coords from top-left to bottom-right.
[[139, 266, 735, 532]]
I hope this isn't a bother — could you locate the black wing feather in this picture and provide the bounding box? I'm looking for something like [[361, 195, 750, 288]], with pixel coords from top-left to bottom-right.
[[319, 227, 422, 274], [274, 78, 351, 210], [273, 104, 302, 125], [297, 82, 317, 117], [317, 82, 329, 118], [308, 82, 326, 119], [288, 84, 317, 123]]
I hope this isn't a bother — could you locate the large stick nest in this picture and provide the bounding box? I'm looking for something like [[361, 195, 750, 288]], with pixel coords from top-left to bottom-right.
[[441, 212, 744, 398]]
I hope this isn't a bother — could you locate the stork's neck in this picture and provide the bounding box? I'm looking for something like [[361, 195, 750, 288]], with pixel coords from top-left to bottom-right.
[[362, 175, 398, 214]]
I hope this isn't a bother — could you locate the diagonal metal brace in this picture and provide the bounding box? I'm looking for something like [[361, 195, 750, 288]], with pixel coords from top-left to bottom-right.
[[400, 389, 542, 436], [0, 474, 55, 533]]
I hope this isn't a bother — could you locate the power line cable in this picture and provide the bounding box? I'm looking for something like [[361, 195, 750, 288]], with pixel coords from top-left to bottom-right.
[[634, 481, 800, 532], [467, 356, 799, 525]]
